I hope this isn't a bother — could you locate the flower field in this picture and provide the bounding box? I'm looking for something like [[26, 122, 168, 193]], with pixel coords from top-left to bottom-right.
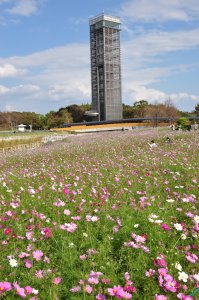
[[0, 129, 198, 300]]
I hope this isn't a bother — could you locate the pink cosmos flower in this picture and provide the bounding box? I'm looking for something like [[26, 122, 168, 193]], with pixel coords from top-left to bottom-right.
[[124, 285, 136, 293], [145, 269, 156, 277], [41, 227, 52, 238], [164, 279, 179, 293], [114, 176, 120, 182], [121, 290, 132, 299], [35, 270, 44, 278], [70, 286, 81, 293], [158, 268, 168, 276], [52, 277, 62, 285], [84, 285, 92, 294], [185, 252, 198, 263], [124, 272, 130, 281], [63, 187, 70, 194], [25, 286, 33, 294], [24, 259, 32, 268], [26, 231, 34, 240], [101, 278, 111, 284], [177, 293, 194, 300], [108, 285, 129, 298], [153, 257, 167, 267], [0, 282, 12, 295], [64, 209, 71, 215], [13, 282, 26, 298], [79, 254, 87, 260], [64, 222, 77, 233], [155, 295, 168, 300], [96, 294, 106, 300], [88, 277, 99, 284], [53, 200, 65, 207], [32, 250, 44, 261], [141, 245, 150, 253], [18, 252, 30, 259]]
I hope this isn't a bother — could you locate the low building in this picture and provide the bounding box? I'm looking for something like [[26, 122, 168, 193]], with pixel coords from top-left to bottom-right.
[[18, 124, 26, 132]]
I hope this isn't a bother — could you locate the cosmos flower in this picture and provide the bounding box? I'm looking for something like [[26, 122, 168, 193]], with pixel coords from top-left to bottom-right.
[[0, 282, 12, 295], [32, 250, 44, 261], [9, 258, 18, 267]]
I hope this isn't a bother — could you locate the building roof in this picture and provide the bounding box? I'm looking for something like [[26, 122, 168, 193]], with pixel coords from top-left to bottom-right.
[[89, 14, 120, 25]]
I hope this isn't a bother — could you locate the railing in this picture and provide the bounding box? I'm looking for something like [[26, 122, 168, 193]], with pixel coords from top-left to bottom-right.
[[0, 134, 69, 154], [0, 142, 42, 153], [42, 135, 68, 143]]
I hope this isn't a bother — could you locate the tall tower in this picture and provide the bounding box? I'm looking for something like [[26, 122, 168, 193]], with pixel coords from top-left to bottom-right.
[[89, 14, 122, 121]]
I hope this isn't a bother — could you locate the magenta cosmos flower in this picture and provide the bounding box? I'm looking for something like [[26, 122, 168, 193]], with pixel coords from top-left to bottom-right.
[[161, 224, 171, 231], [0, 282, 12, 295]]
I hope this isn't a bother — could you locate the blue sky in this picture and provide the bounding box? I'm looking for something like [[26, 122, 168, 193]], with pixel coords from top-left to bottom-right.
[[0, 0, 199, 114]]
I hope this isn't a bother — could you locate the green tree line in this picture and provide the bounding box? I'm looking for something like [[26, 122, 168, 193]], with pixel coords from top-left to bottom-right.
[[0, 101, 198, 131]]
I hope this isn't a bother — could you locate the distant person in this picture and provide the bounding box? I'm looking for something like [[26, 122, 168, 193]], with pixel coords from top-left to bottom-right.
[[187, 124, 191, 131], [194, 122, 198, 131], [170, 124, 175, 131], [166, 137, 171, 144], [149, 140, 157, 148]]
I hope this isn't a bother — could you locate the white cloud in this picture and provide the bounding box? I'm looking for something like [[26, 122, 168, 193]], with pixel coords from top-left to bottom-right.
[[7, 0, 44, 17], [123, 85, 199, 111], [48, 82, 90, 102], [9, 84, 40, 95], [122, 27, 199, 68], [123, 85, 166, 103], [0, 63, 24, 77], [121, 0, 199, 22]]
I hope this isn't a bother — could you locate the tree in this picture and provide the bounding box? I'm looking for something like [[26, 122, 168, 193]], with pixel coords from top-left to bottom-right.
[[147, 103, 166, 126], [66, 104, 85, 123], [133, 100, 149, 118], [176, 117, 190, 130], [122, 104, 135, 119], [45, 110, 73, 129], [164, 98, 179, 122], [194, 103, 199, 116]]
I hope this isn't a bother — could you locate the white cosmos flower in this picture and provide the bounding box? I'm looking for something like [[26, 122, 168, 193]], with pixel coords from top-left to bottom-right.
[[194, 215, 199, 223], [149, 214, 158, 219], [181, 234, 187, 240], [134, 224, 139, 228], [91, 216, 99, 222], [178, 271, 188, 282], [175, 262, 182, 271], [154, 220, 163, 224], [9, 258, 18, 267], [148, 218, 155, 223], [32, 288, 39, 295], [166, 199, 175, 203], [174, 223, 183, 231]]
